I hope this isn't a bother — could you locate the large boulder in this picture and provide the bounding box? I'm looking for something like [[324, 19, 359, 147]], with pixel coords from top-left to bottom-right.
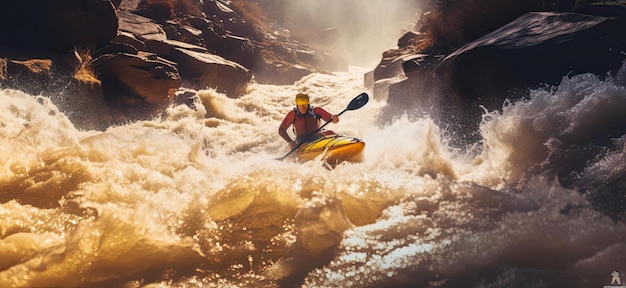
[[376, 4, 626, 141], [116, 9, 251, 97], [117, 10, 167, 43], [436, 11, 626, 107], [162, 19, 205, 47], [171, 48, 252, 97], [197, 0, 347, 84], [0, 0, 347, 127], [91, 52, 181, 107], [374, 53, 442, 126], [201, 0, 261, 40]]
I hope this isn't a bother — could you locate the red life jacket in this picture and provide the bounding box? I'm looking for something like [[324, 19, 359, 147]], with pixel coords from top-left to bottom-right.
[[292, 106, 321, 142]]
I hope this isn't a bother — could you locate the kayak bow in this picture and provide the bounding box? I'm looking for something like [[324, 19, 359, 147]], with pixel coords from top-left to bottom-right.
[[295, 134, 365, 164]]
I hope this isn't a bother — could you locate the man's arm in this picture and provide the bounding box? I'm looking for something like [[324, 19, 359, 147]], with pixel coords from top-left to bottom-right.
[[313, 107, 339, 123], [278, 111, 297, 145]]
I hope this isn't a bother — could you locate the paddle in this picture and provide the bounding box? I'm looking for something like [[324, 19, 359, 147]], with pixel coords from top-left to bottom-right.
[[276, 92, 369, 161]]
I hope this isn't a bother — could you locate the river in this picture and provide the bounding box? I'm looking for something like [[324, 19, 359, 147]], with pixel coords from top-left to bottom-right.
[[1, 64, 625, 287]]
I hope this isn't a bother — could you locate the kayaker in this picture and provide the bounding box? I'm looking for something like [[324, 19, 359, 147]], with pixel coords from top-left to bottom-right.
[[279, 93, 339, 148]]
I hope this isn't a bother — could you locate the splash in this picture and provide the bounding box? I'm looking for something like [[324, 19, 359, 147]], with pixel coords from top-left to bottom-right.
[[1, 64, 625, 287]]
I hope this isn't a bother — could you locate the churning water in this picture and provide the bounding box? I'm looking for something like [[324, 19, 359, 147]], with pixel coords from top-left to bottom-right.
[[1, 64, 625, 287]]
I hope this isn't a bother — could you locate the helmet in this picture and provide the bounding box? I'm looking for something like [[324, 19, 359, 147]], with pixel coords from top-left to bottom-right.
[[295, 93, 310, 105]]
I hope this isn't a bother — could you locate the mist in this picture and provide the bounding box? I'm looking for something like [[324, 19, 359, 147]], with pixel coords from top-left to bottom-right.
[[281, 0, 423, 68]]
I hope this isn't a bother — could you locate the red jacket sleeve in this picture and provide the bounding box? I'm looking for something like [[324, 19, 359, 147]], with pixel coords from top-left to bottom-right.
[[313, 107, 333, 122], [278, 110, 296, 142]]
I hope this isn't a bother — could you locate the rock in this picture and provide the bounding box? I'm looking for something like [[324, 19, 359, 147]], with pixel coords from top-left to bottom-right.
[[92, 42, 139, 59], [376, 6, 626, 143], [254, 62, 313, 85], [204, 33, 257, 68], [117, 10, 167, 42], [170, 48, 251, 97], [163, 20, 205, 46], [0, 0, 349, 127], [372, 54, 407, 85], [110, 0, 122, 8], [377, 53, 443, 123], [116, 9, 251, 97], [572, 0, 626, 17], [401, 54, 442, 77], [203, 0, 236, 20], [197, 0, 346, 83], [202, 0, 260, 40], [186, 16, 211, 31], [397, 31, 427, 49], [91, 52, 181, 106], [145, 38, 208, 56], [433, 11, 626, 134], [111, 31, 147, 51], [46, 0, 118, 52]]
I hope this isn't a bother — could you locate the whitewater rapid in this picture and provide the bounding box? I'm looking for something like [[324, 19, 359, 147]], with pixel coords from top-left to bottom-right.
[[1, 65, 625, 287]]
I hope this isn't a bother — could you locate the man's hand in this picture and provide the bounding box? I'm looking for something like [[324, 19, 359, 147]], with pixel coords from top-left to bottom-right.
[[332, 115, 339, 123]]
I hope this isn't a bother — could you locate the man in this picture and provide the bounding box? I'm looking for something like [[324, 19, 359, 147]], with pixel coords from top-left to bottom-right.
[[278, 93, 339, 148]]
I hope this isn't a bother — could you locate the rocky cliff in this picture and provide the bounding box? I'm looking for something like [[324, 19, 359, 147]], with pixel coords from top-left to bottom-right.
[[0, 0, 346, 130], [370, 0, 626, 219], [371, 0, 626, 144], [2, 0, 624, 138]]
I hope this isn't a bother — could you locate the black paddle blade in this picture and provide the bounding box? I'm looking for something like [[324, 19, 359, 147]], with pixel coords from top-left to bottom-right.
[[346, 92, 369, 111]]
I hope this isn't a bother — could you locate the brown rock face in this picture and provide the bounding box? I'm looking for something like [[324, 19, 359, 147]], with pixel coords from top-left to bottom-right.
[[374, 5, 626, 144], [91, 52, 180, 106], [0, 0, 347, 128], [115, 9, 251, 97], [171, 48, 252, 96], [117, 10, 167, 42]]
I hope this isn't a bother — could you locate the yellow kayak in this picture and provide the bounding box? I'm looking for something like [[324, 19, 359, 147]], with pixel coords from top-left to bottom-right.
[[295, 134, 365, 164]]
